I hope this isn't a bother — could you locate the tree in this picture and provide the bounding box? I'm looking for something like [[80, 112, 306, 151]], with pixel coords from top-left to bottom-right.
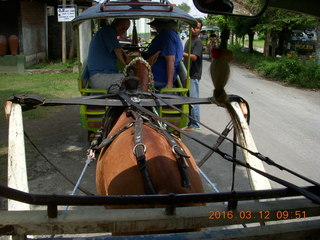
[[256, 9, 318, 57], [177, 3, 191, 13], [204, 15, 261, 53], [317, 20, 320, 63], [205, 9, 318, 57]]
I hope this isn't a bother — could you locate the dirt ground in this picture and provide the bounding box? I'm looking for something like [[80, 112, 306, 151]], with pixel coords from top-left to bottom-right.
[[0, 105, 98, 210], [0, 101, 249, 211]]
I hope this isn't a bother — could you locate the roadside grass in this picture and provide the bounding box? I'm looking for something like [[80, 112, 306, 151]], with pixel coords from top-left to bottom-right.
[[0, 72, 80, 119], [229, 44, 320, 90], [0, 71, 80, 186], [244, 39, 265, 48], [26, 59, 76, 69]]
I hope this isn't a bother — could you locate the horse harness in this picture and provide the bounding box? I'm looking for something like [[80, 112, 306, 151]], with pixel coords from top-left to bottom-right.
[[91, 107, 191, 194]]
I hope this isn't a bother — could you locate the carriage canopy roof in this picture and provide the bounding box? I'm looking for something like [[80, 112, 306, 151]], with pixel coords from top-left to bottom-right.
[[72, 0, 198, 27]]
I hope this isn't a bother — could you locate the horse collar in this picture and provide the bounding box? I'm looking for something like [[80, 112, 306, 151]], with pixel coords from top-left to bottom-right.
[[123, 57, 154, 92]]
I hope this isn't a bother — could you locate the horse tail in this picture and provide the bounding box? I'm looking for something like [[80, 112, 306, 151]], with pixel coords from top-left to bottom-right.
[[210, 50, 245, 140]]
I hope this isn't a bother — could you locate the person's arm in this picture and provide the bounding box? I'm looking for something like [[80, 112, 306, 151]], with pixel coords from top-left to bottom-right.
[[114, 48, 127, 65], [164, 55, 175, 88], [183, 52, 198, 62]]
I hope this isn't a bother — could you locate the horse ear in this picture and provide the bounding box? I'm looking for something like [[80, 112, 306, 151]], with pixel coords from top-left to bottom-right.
[[146, 51, 160, 66]]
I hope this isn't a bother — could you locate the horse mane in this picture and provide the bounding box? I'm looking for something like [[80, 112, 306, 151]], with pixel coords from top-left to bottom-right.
[[102, 106, 127, 138]]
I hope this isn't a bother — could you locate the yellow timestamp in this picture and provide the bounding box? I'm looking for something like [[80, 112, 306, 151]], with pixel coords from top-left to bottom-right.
[[208, 210, 307, 220]]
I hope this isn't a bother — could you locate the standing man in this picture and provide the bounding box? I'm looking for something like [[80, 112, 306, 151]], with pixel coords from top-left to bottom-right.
[[146, 19, 183, 90], [87, 19, 130, 92], [183, 19, 203, 130]]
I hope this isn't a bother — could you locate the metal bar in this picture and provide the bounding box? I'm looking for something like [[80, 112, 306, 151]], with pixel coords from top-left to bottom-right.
[[186, 25, 192, 90], [11, 96, 213, 107], [0, 184, 319, 207]]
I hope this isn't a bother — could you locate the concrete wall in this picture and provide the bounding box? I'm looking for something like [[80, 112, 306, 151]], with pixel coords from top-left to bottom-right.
[[20, 0, 47, 67], [0, 55, 25, 73]]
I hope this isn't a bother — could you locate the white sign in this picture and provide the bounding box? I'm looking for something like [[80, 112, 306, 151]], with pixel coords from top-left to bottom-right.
[[57, 7, 76, 22]]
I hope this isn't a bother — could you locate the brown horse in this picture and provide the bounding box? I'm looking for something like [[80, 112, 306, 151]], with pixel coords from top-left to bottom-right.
[[95, 52, 204, 215]]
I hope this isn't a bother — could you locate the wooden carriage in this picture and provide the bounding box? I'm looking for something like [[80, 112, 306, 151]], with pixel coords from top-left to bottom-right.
[[1, 0, 320, 239]]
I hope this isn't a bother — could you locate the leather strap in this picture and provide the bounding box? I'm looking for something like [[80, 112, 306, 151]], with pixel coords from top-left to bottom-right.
[[130, 110, 156, 194], [8, 93, 212, 109], [146, 122, 190, 189], [117, 91, 320, 204], [96, 122, 134, 149]]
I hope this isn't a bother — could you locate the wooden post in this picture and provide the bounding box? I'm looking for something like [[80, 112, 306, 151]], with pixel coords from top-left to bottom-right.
[[7, 103, 30, 211], [231, 102, 272, 191], [62, 0, 67, 63]]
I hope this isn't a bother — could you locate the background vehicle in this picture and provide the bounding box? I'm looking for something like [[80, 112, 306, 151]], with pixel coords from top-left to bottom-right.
[[288, 29, 317, 57]]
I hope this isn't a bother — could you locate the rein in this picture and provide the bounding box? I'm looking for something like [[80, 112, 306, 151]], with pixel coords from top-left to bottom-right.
[[117, 91, 320, 204]]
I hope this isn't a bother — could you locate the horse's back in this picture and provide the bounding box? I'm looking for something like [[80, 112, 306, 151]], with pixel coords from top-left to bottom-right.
[[96, 112, 204, 199]]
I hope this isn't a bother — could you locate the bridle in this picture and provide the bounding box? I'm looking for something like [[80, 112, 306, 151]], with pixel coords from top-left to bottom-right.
[[123, 57, 155, 92]]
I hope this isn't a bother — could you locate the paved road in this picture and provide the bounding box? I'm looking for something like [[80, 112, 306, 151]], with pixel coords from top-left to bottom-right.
[[186, 56, 320, 191], [1, 56, 319, 201]]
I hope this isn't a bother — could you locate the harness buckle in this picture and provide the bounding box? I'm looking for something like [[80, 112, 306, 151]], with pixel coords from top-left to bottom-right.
[[131, 96, 141, 103], [171, 144, 180, 156], [133, 143, 147, 155]]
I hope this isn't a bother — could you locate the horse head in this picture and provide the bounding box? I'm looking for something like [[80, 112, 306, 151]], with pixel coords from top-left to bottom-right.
[[122, 51, 160, 92]]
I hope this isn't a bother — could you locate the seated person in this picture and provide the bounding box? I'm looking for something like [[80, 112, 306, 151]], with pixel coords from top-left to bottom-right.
[[145, 19, 183, 90], [87, 19, 131, 93]]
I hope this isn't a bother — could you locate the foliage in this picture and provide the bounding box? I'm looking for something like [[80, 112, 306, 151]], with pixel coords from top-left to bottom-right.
[[204, 15, 228, 29], [229, 44, 266, 68], [205, 9, 318, 56], [230, 45, 320, 89], [255, 9, 318, 33], [176, 3, 191, 13], [205, 15, 262, 52]]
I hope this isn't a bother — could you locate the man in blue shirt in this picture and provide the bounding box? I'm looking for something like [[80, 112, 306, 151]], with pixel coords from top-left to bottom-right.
[[146, 19, 183, 90], [87, 19, 130, 93]]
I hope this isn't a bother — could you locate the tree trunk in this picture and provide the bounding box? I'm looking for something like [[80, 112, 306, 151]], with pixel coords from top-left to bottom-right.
[[220, 28, 230, 50], [248, 29, 254, 53], [264, 30, 271, 57], [68, 25, 75, 59], [230, 31, 234, 45], [316, 20, 320, 63], [68, 0, 75, 60], [270, 31, 278, 57]]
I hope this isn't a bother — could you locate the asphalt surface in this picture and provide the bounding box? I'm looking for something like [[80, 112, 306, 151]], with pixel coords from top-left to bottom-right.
[[1, 57, 320, 208], [193, 56, 320, 189]]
